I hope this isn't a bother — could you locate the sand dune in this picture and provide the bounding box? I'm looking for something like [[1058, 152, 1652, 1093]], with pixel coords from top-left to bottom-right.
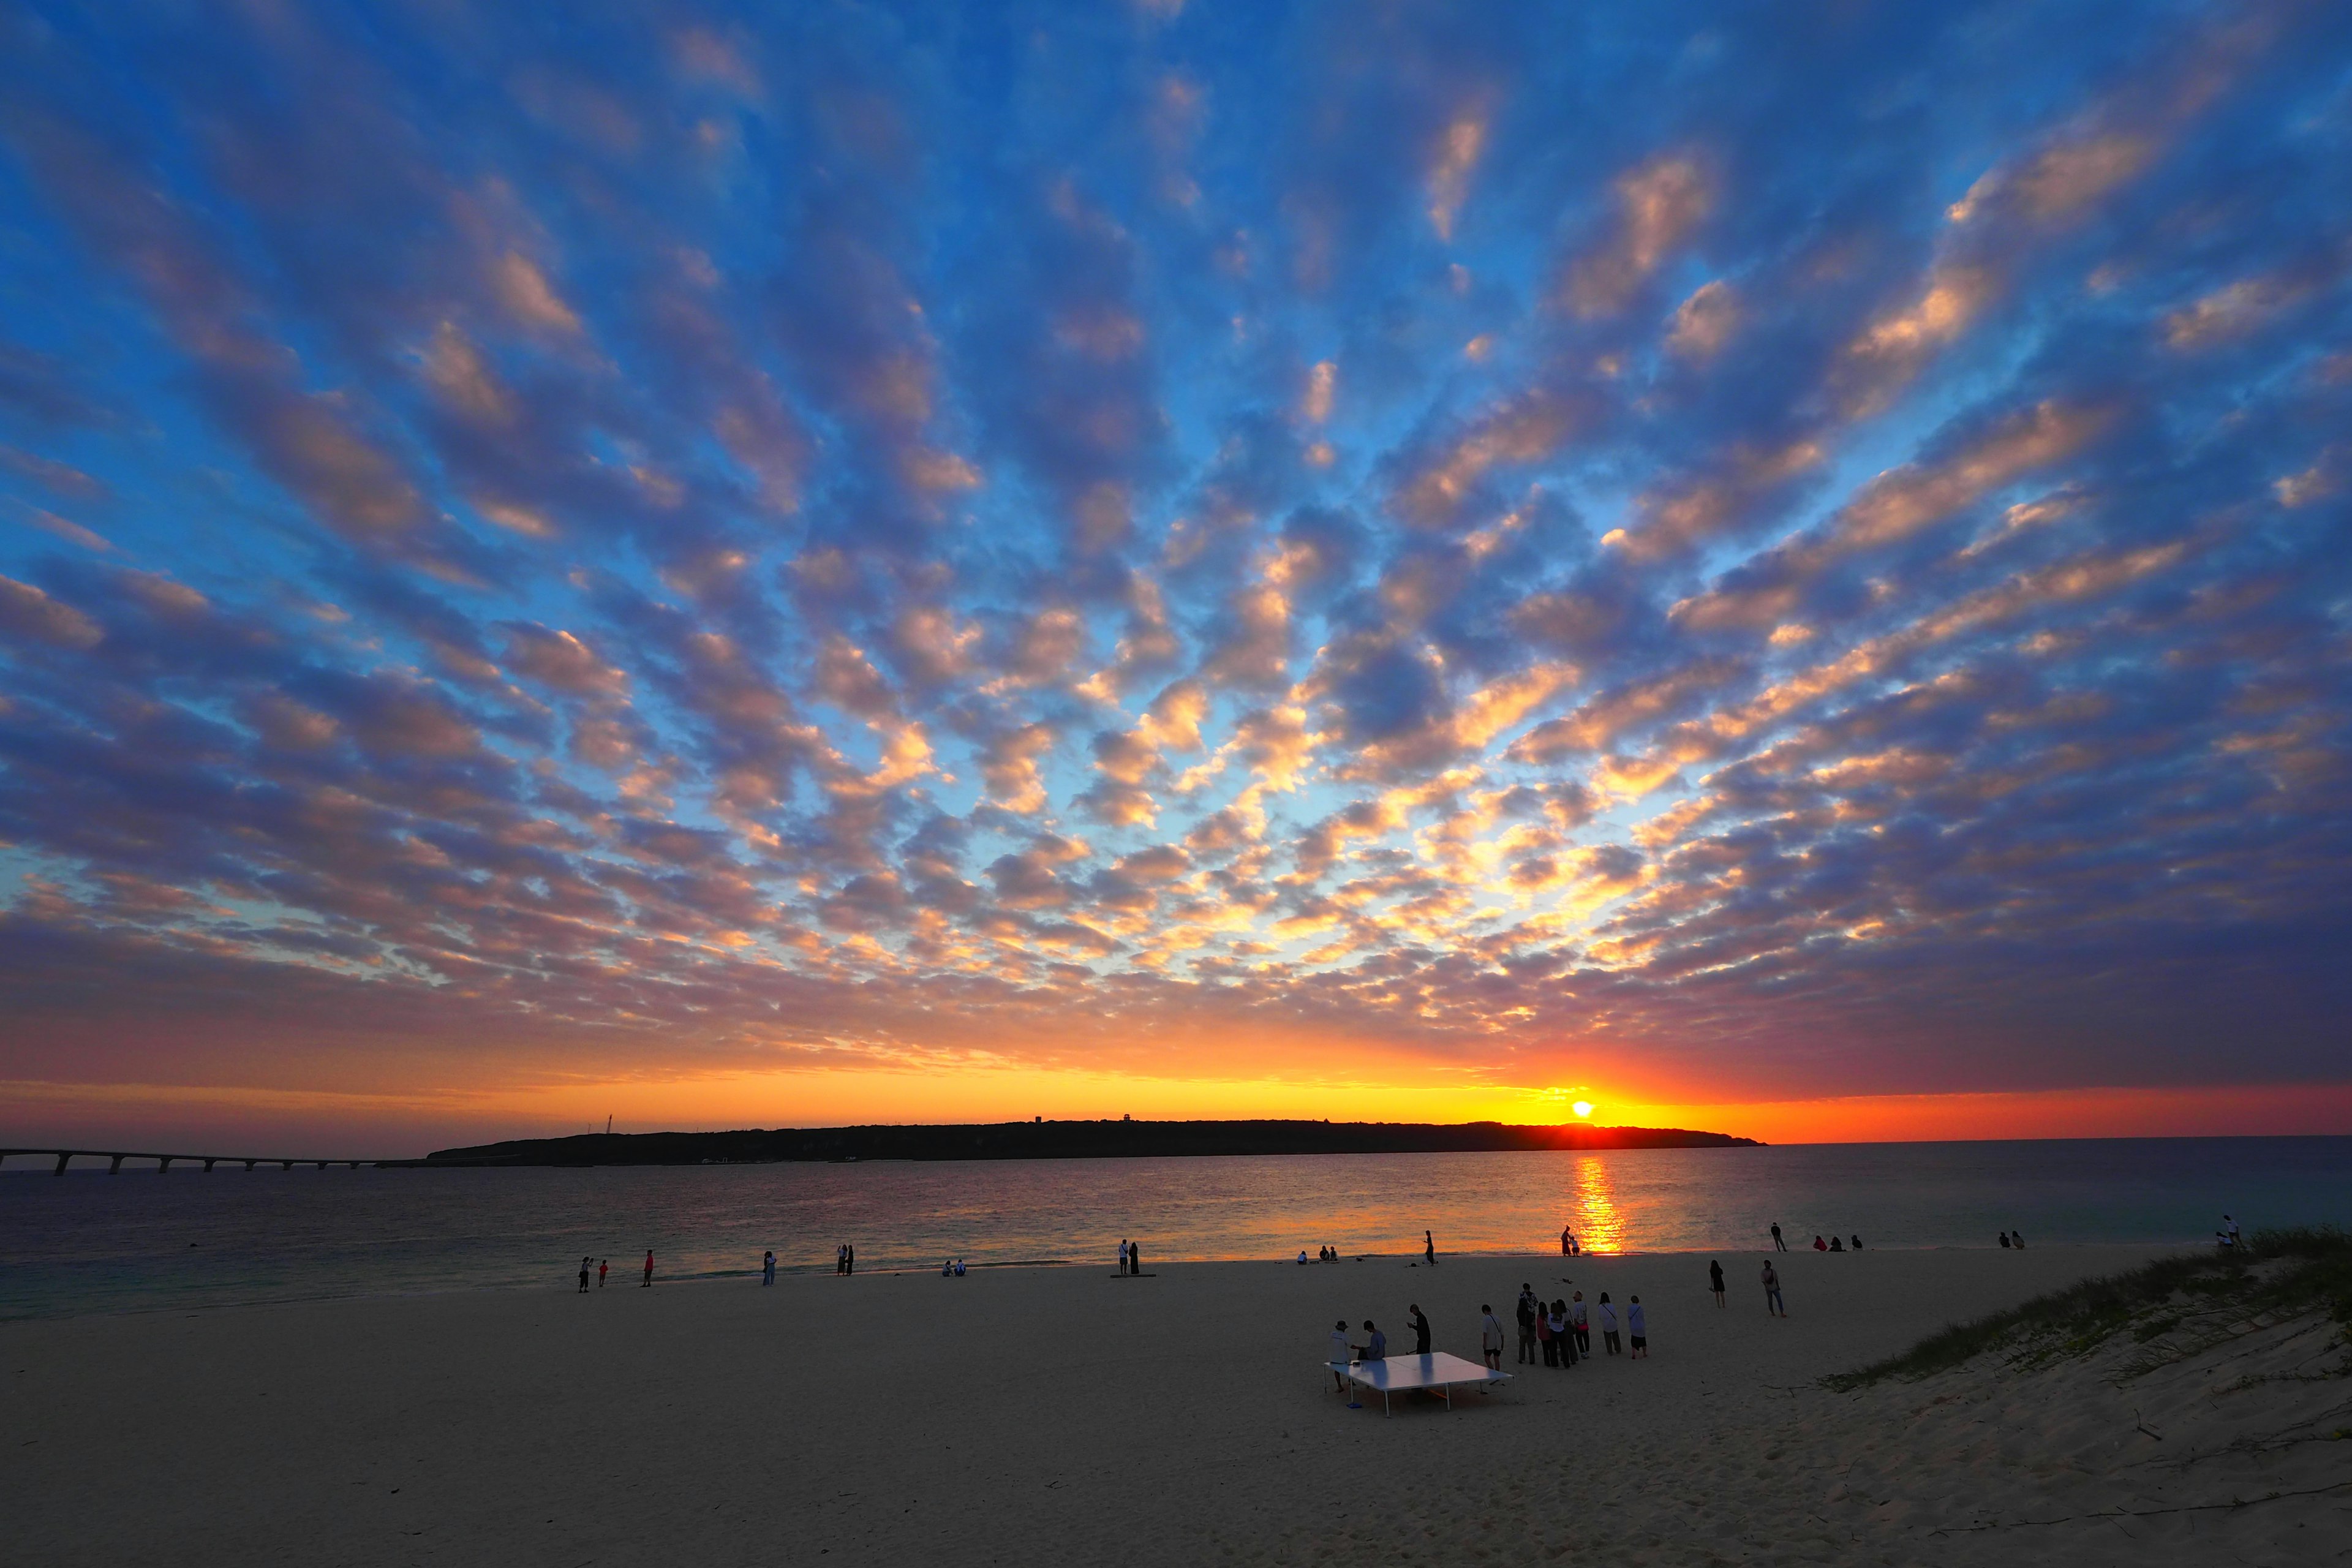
[[7, 1245, 2343, 1564]]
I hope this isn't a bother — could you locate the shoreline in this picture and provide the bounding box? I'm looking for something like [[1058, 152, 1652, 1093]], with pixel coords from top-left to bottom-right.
[[2, 1240, 2231, 1325]]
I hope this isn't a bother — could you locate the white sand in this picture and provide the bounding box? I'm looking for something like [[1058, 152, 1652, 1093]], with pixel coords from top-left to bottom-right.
[[7, 1246, 2345, 1564]]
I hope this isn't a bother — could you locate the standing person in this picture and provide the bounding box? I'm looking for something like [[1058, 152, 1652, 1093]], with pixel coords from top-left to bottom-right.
[[1536, 1300, 1558, 1366], [1553, 1299, 1578, 1366], [641, 1250, 655, 1288], [1761, 1259, 1785, 1316], [1480, 1304, 1504, 1370], [1515, 1285, 1539, 1364], [1627, 1297, 1648, 1359], [1329, 1321, 1354, 1391], [762, 1250, 776, 1287], [1423, 1229, 1436, 1266], [1570, 1291, 1590, 1355], [1561, 1224, 1572, 1256], [578, 1257, 591, 1293], [835, 1244, 845, 1275], [1598, 1292, 1621, 1355], [597, 1259, 608, 1289], [845, 1243, 855, 1275], [1130, 1238, 1142, 1273], [1771, 1222, 1786, 1251], [2225, 1215, 2241, 1249], [1117, 1239, 1129, 1275], [1407, 1303, 1431, 1355], [1708, 1259, 1725, 1307]]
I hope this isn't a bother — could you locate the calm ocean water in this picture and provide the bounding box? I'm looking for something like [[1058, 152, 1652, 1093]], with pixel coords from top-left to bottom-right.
[[3, 1137, 2348, 1320]]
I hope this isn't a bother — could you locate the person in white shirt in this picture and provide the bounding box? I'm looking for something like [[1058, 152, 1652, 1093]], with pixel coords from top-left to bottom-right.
[[1479, 1304, 1505, 1370], [1569, 1291, 1590, 1355], [1627, 1295, 1648, 1358], [1329, 1320, 1354, 1391]]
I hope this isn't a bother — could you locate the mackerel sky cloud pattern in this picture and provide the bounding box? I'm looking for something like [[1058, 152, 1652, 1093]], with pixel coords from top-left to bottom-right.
[[2, 1, 2349, 1127]]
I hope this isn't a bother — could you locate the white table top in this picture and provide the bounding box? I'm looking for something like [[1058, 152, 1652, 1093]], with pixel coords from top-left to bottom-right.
[[1331, 1351, 1508, 1391]]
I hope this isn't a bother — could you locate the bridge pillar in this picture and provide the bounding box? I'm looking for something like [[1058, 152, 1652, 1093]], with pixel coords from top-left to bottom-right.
[[315, 1160, 328, 1170], [157, 1157, 173, 1173], [109, 1154, 125, 1174], [280, 1160, 294, 1170], [55, 1152, 72, 1175], [203, 1158, 217, 1172], [348, 1161, 361, 1170]]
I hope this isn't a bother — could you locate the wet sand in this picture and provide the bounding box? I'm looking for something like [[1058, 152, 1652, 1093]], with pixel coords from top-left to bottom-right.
[[7, 1245, 2343, 1564]]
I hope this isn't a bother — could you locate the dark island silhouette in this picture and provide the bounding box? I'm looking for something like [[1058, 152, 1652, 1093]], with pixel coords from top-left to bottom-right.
[[414, 1119, 1760, 1167]]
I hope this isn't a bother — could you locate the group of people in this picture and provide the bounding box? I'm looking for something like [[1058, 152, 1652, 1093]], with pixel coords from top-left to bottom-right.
[[1326, 1301, 1439, 1389], [1767, 1222, 1861, 1252], [940, 1257, 967, 1275], [834, 1243, 856, 1275], [1513, 1284, 1646, 1363], [1559, 1227, 1581, 1256], [573, 1251, 657, 1290], [2216, 1214, 2242, 1249], [1117, 1238, 1145, 1275], [1997, 1230, 2027, 1249], [1298, 1245, 1343, 1263]]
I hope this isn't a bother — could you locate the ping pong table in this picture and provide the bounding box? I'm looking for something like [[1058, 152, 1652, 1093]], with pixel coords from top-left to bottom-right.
[[1329, 1351, 1510, 1415]]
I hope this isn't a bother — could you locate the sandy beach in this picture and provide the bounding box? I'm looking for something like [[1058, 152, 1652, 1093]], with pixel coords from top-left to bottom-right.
[[7, 1245, 2345, 1565]]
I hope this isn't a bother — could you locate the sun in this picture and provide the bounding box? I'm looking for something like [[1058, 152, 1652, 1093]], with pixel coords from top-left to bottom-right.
[[1571, 1100, 1594, 1118]]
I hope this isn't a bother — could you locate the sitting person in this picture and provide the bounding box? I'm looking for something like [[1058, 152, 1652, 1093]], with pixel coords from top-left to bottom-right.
[[1828, 1235, 1843, 1252], [1850, 1235, 1862, 1251], [953, 1258, 965, 1275], [1297, 1250, 1310, 1265], [1353, 1319, 1386, 1361], [1999, 1231, 2011, 1248]]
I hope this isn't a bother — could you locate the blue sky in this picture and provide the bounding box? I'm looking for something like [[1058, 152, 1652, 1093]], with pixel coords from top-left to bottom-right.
[[2, 0, 2349, 1142]]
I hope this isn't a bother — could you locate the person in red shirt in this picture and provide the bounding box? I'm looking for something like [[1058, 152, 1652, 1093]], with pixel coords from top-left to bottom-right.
[[597, 1259, 608, 1288], [641, 1250, 654, 1287]]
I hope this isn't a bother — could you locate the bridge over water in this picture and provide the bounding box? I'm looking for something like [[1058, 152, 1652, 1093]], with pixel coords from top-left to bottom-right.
[[1, 1148, 388, 1175]]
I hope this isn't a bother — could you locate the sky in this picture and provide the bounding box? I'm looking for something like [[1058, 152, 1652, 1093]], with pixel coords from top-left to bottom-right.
[[2, 1, 2350, 1155]]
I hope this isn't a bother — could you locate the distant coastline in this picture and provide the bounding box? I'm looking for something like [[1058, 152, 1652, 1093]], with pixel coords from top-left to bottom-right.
[[412, 1119, 1761, 1167]]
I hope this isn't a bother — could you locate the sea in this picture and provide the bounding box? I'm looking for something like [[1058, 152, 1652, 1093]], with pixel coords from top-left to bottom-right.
[[4, 1136, 2348, 1321]]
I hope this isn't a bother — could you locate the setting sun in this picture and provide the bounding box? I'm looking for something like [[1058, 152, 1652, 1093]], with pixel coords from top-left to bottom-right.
[[1572, 1101, 1594, 1118]]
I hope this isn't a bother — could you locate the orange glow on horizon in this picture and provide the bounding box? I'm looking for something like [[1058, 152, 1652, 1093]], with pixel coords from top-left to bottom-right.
[[7, 1070, 2348, 1154]]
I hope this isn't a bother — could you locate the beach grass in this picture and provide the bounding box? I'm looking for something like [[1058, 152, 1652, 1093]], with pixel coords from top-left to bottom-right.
[[1823, 1227, 2352, 1390]]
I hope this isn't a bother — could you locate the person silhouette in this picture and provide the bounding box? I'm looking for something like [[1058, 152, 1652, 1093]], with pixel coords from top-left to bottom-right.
[[1423, 1229, 1436, 1265], [641, 1250, 654, 1287], [762, 1250, 775, 1286], [577, 1256, 591, 1293], [1770, 1223, 1785, 1251], [597, 1259, 608, 1288]]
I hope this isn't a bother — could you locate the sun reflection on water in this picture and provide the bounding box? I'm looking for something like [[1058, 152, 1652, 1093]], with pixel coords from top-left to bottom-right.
[[1568, 1153, 1626, 1253]]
